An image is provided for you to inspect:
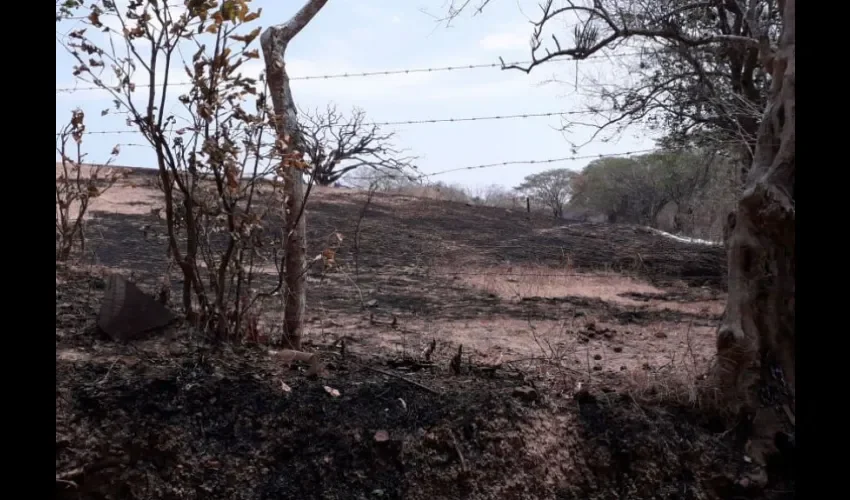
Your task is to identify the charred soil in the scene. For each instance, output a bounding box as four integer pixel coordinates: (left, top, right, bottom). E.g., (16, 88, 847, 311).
(56, 268, 792, 500)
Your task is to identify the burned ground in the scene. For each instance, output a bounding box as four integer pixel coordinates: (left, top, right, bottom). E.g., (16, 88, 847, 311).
(56, 179, 793, 499)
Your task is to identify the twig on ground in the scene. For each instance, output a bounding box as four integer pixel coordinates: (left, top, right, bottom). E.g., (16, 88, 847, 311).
(361, 365, 442, 395)
(56, 478, 78, 489)
(97, 358, 120, 385)
(353, 183, 378, 276)
(447, 428, 468, 473)
(487, 356, 586, 376)
(57, 457, 128, 482)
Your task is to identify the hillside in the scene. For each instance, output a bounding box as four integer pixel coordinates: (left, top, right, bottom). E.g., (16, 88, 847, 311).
(56, 170, 793, 500)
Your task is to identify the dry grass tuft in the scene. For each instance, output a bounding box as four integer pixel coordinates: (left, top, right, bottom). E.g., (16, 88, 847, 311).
(456, 264, 659, 304)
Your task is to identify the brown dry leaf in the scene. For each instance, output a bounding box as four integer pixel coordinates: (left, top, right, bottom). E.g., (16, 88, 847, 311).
(374, 430, 389, 442)
(225, 164, 239, 192)
(323, 386, 340, 398)
(280, 381, 292, 393)
(243, 9, 262, 23)
(88, 11, 102, 28)
(230, 27, 261, 45)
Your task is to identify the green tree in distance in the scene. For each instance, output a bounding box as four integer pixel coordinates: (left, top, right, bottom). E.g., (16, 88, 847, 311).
(515, 168, 578, 218)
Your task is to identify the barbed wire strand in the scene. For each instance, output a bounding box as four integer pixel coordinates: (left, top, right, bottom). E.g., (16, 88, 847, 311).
(55, 50, 647, 93)
(422, 150, 657, 178)
(54, 108, 618, 137)
(55, 147, 693, 181)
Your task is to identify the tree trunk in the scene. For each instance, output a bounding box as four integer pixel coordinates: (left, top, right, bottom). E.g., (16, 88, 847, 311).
(261, 0, 328, 349)
(715, 0, 795, 470)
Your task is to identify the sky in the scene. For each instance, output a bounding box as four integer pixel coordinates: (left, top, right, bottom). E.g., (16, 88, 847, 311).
(55, 0, 659, 190)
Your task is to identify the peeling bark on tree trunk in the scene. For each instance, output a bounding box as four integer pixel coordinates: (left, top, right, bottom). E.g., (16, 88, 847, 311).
(716, 0, 794, 469)
(261, 0, 328, 349)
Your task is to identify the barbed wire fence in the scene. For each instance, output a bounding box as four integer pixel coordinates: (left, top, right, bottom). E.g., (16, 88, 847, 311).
(52, 36, 678, 177)
(52, 14, 740, 407)
(54, 48, 646, 93)
(56, 28, 720, 308)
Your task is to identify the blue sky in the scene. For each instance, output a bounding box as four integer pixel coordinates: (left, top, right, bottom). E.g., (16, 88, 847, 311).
(55, 0, 658, 190)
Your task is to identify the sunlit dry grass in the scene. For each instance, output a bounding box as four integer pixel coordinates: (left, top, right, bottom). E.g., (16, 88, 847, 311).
(450, 264, 725, 317)
(457, 265, 658, 303)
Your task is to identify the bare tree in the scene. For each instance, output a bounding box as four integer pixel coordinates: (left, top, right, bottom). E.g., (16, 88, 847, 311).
(55, 110, 122, 261)
(443, 0, 778, 176)
(446, 0, 795, 464)
(716, 0, 794, 451)
(261, 0, 329, 349)
(299, 105, 418, 186)
(573, 0, 778, 168)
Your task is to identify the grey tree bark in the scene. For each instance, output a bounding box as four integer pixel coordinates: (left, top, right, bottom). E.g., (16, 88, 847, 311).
(715, 0, 795, 468)
(261, 0, 329, 349)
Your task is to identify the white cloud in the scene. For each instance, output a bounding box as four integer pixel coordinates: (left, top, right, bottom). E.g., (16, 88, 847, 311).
(391, 15, 402, 24)
(479, 32, 530, 51)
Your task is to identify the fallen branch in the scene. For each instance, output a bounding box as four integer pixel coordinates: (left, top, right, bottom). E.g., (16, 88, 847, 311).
(56, 478, 78, 489)
(56, 457, 129, 483)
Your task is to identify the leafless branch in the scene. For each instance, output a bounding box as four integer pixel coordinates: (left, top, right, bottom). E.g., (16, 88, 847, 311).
(298, 105, 419, 186)
(444, 0, 777, 163)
